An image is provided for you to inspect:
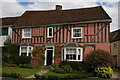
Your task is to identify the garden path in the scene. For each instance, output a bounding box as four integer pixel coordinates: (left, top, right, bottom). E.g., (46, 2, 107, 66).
(26, 68, 49, 78)
(112, 68, 118, 78)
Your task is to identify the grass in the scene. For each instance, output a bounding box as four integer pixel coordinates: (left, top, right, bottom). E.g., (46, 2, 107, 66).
(2, 66, 44, 78)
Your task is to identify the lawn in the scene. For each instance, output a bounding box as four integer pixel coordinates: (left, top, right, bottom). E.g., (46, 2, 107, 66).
(2, 66, 43, 78)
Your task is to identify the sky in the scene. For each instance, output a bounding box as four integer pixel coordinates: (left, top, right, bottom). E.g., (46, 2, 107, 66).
(0, 0, 120, 32)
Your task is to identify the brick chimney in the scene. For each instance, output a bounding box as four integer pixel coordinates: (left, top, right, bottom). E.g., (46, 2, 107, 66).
(55, 5, 62, 11)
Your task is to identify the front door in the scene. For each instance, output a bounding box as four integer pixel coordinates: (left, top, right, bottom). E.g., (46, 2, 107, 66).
(46, 50, 53, 65)
(46, 47, 54, 65)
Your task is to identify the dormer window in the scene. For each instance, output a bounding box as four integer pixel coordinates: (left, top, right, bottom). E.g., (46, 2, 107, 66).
(47, 27, 53, 38)
(22, 28, 31, 38)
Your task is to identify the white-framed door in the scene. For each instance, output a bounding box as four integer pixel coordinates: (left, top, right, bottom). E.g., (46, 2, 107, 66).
(44, 46, 54, 65)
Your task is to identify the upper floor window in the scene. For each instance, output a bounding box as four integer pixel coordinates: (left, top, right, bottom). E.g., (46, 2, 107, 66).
(20, 46, 33, 56)
(47, 27, 53, 38)
(2, 27, 8, 36)
(71, 27, 82, 38)
(22, 28, 31, 38)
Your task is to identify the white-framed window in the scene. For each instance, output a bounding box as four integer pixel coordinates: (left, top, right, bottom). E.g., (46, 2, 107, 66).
(62, 47, 83, 61)
(47, 27, 53, 38)
(71, 27, 82, 38)
(22, 28, 31, 38)
(20, 46, 33, 56)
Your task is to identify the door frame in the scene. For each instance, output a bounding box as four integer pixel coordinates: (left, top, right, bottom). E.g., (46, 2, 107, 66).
(44, 46, 54, 65)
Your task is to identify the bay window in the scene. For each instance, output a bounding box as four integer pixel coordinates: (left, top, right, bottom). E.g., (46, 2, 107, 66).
(63, 47, 83, 61)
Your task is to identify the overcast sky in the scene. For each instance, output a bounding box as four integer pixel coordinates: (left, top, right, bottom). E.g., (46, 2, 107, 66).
(0, 0, 119, 32)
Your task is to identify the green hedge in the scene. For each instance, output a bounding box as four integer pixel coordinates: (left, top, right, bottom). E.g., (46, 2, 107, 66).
(2, 72, 21, 78)
(14, 56, 31, 65)
(34, 73, 94, 79)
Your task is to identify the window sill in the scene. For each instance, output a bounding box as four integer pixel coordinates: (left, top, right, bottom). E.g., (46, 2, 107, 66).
(71, 37, 82, 39)
(47, 36, 53, 38)
(64, 60, 83, 61)
(22, 37, 31, 39)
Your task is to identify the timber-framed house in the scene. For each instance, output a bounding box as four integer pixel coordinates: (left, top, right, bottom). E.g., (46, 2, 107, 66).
(11, 5, 112, 65)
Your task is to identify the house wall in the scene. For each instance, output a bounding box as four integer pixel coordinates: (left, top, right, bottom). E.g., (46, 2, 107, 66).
(111, 40, 120, 67)
(0, 26, 12, 47)
(12, 22, 110, 44)
(12, 22, 110, 65)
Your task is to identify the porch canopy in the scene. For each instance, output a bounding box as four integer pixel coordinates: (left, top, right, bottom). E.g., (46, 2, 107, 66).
(63, 42, 83, 48)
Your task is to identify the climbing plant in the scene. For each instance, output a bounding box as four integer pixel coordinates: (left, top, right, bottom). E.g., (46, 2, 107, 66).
(32, 46, 45, 65)
(55, 44, 63, 63)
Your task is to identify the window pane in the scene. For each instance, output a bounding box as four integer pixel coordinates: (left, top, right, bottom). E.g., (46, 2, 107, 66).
(78, 49, 81, 55)
(73, 55, 76, 60)
(66, 49, 76, 60)
(28, 53, 32, 56)
(78, 55, 80, 60)
(48, 28, 53, 37)
(2, 28, 8, 35)
(21, 47, 27, 52)
(73, 28, 82, 37)
(21, 53, 27, 56)
(23, 28, 31, 37)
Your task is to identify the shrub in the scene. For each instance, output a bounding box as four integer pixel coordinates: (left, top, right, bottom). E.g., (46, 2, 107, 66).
(51, 67, 67, 74)
(61, 65, 73, 73)
(94, 66, 113, 78)
(51, 63, 59, 68)
(14, 56, 31, 65)
(19, 64, 32, 69)
(2, 72, 21, 78)
(84, 50, 113, 72)
(2, 43, 19, 64)
(34, 73, 94, 79)
(19, 64, 41, 69)
(59, 61, 86, 72)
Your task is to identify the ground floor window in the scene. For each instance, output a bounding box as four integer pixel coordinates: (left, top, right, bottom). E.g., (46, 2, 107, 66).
(20, 46, 33, 56)
(62, 47, 83, 61)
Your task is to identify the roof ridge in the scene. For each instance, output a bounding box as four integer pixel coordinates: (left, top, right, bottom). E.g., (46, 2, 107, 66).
(25, 6, 102, 12)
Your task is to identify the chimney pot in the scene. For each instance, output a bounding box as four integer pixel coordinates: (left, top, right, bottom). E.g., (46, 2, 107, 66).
(56, 5, 62, 11)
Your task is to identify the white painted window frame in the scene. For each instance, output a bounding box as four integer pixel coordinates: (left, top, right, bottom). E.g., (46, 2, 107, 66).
(71, 27, 82, 38)
(44, 46, 54, 65)
(19, 46, 33, 56)
(62, 47, 83, 61)
(22, 28, 31, 38)
(47, 27, 53, 38)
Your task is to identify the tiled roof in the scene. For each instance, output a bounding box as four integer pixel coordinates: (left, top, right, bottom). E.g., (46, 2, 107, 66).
(13, 6, 111, 27)
(1, 17, 20, 26)
(110, 29, 120, 42)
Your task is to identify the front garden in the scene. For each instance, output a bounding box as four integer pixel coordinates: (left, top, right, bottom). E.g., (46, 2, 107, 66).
(35, 50, 114, 79)
(2, 42, 45, 78)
